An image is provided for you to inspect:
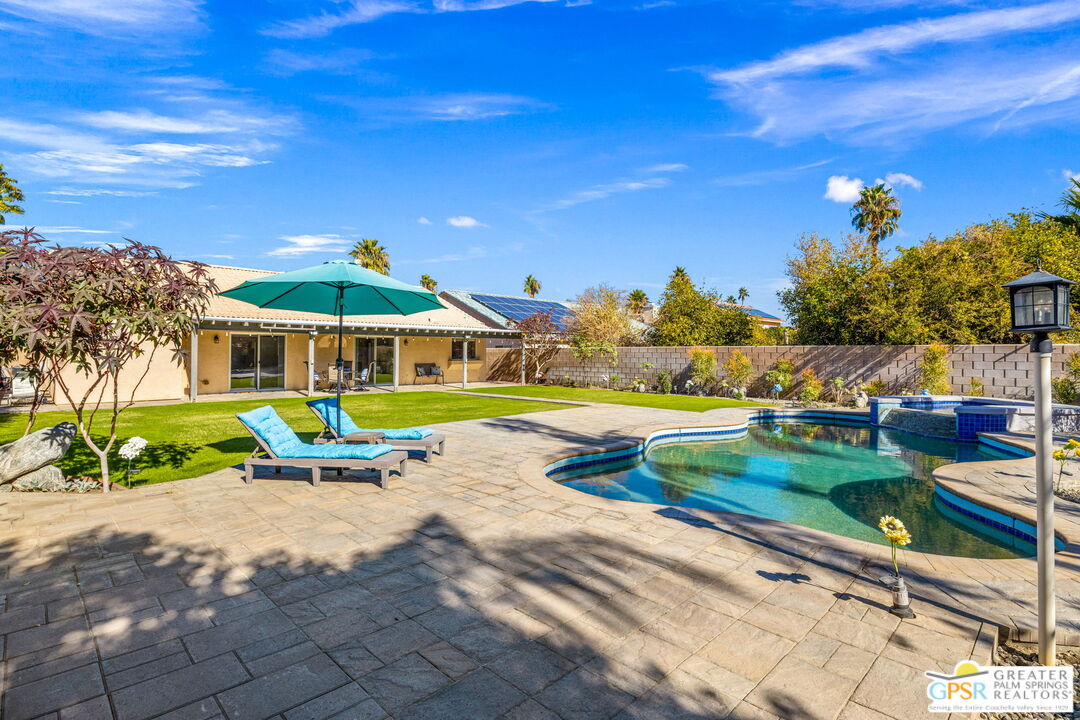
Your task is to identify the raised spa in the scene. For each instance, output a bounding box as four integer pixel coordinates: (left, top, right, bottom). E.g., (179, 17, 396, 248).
(547, 420, 1038, 559)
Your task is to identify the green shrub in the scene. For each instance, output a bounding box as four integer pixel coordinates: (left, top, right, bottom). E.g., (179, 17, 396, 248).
(656, 369, 673, 394)
(919, 343, 951, 395)
(723, 350, 753, 396)
(799, 369, 823, 405)
(968, 378, 985, 397)
(1052, 353, 1080, 405)
(689, 349, 718, 390)
(863, 378, 887, 396)
(765, 359, 795, 396)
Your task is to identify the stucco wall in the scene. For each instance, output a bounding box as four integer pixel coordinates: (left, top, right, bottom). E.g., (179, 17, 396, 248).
(51, 340, 190, 404)
(544, 344, 1080, 400)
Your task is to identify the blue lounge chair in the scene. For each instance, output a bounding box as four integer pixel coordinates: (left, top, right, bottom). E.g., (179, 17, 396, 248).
(305, 397, 446, 462)
(236, 406, 407, 487)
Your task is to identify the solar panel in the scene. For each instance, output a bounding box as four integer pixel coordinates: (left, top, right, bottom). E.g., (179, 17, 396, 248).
(470, 293, 575, 330)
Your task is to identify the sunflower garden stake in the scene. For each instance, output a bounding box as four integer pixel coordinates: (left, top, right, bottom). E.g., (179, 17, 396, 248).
(879, 515, 915, 618)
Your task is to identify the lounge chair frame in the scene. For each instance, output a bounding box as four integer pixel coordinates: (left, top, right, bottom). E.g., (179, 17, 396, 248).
(306, 402, 446, 462)
(238, 415, 407, 487)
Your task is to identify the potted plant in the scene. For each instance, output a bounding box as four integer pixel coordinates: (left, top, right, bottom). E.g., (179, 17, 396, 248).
(877, 516, 915, 618)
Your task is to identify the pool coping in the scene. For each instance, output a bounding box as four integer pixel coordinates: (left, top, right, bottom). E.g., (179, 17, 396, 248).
(517, 406, 1080, 631)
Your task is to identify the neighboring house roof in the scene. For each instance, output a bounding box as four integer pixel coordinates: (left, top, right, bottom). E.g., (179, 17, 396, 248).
(199, 265, 516, 336)
(717, 301, 784, 325)
(442, 290, 577, 331)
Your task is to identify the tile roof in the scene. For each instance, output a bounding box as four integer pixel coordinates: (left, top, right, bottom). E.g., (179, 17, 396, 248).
(200, 264, 512, 333)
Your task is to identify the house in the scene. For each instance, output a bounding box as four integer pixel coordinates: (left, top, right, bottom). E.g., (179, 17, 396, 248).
(441, 290, 577, 347)
(51, 264, 519, 403)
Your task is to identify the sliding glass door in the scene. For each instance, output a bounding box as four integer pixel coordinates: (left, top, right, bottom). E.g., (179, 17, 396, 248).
(354, 337, 395, 385)
(230, 334, 285, 391)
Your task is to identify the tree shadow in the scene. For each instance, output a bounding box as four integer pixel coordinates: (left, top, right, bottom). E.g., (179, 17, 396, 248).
(0, 511, 771, 720)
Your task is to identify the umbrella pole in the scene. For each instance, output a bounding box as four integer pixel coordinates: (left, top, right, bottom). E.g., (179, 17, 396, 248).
(336, 287, 344, 438)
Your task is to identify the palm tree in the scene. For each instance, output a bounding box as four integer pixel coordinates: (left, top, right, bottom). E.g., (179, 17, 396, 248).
(1038, 177, 1080, 235)
(349, 239, 390, 274)
(627, 289, 649, 314)
(737, 287, 749, 305)
(523, 275, 541, 298)
(672, 266, 690, 281)
(419, 274, 437, 292)
(851, 183, 901, 250)
(0, 164, 25, 224)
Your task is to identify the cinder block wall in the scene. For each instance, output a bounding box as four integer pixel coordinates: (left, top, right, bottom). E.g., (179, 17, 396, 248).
(542, 344, 1080, 399)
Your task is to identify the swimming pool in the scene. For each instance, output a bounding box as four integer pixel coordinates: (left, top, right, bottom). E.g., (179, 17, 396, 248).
(548, 422, 1036, 559)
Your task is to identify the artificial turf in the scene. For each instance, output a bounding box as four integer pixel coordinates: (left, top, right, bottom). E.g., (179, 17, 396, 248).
(0, 391, 571, 487)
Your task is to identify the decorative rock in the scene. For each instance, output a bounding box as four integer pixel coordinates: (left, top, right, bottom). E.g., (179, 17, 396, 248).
(0, 423, 77, 484)
(854, 391, 869, 408)
(12, 465, 66, 491)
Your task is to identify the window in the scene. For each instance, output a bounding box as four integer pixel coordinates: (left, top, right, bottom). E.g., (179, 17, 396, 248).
(451, 340, 478, 361)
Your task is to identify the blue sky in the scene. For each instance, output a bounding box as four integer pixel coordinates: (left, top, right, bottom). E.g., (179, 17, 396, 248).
(3, 0, 1079, 318)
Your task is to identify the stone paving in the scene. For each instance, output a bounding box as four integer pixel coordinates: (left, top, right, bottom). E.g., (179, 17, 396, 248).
(0, 401, 1057, 720)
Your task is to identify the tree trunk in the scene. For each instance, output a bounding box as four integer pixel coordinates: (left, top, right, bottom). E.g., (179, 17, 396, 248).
(97, 449, 111, 493)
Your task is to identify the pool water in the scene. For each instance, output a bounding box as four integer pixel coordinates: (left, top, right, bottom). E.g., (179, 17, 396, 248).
(551, 423, 1034, 559)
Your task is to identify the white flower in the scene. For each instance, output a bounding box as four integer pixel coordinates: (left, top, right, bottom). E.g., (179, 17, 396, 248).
(119, 437, 147, 460)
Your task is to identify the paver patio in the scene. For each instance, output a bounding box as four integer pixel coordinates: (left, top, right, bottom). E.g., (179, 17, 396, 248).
(0, 401, 1071, 719)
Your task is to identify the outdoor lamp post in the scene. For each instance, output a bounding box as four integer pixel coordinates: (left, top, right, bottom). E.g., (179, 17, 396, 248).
(1003, 269, 1075, 666)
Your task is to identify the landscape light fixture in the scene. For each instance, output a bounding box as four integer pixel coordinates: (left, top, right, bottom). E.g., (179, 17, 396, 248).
(1004, 268, 1075, 666)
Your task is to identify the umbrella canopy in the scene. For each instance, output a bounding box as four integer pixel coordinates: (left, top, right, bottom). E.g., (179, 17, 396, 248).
(218, 260, 442, 316)
(219, 260, 443, 434)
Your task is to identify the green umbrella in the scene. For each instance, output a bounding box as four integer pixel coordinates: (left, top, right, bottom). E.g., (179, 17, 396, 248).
(219, 260, 442, 433)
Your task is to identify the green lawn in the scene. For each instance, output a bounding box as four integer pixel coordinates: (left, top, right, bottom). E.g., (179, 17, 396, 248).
(0, 392, 571, 487)
(457, 385, 769, 411)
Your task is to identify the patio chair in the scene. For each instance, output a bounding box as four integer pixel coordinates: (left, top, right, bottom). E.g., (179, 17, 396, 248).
(306, 397, 446, 462)
(353, 366, 370, 392)
(414, 362, 444, 385)
(236, 405, 408, 487)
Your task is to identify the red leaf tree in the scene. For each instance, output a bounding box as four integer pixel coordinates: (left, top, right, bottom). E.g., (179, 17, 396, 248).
(0, 228, 217, 490)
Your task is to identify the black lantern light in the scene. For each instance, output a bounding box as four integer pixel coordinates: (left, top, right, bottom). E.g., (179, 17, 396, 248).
(1004, 269, 1074, 341)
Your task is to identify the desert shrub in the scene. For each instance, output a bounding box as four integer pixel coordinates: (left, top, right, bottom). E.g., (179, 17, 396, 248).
(863, 378, 888, 396)
(765, 358, 795, 396)
(1052, 353, 1080, 405)
(723, 350, 754, 396)
(656, 369, 673, 394)
(689, 349, 718, 390)
(968, 378, 985, 397)
(799, 369, 823, 404)
(919, 343, 951, 394)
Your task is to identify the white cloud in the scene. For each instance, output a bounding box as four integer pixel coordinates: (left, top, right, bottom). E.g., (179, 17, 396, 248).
(78, 109, 283, 135)
(1065, 169, 1080, 181)
(267, 234, 353, 257)
(0, 0, 203, 35)
(265, 48, 377, 75)
(446, 215, 487, 228)
(31, 225, 113, 234)
(881, 172, 923, 190)
(45, 188, 156, 197)
(263, 0, 564, 38)
(410, 93, 544, 121)
(704, 1, 1080, 143)
(647, 163, 688, 173)
(0, 116, 279, 189)
(197, 253, 234, 260)
(712, 2, 1080, 86)
(824, 175, 864, 203)
(417, 216, 432, 225)
(336, 92, 546, 123)
(262, 0, 420, 38)
(713, 158, 832, 187)
(539, 176, 672, 212)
